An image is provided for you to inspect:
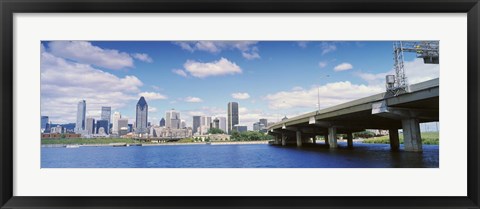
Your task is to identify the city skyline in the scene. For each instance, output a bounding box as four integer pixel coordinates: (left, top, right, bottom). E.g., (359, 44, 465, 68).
(40, 41, 439, 130)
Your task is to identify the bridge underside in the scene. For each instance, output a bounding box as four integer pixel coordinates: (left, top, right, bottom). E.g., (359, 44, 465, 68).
(268, 81, 439, 152)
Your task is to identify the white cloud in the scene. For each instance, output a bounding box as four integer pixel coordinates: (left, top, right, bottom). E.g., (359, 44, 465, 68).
(242, 47, 260, 60)
(181, 57, 242, 78)
(356, 71, 390, 86)
(404, 58, 439, 84)
(41, 51, 143, 124)
(41, 43, 46, 53)
(149, 107, 158, 112)
(292, 86, 304, 91)
(297, 41, 308, 48)
(172, 69, 188, 77)
(334, 62, 353, 71)
(318, 61, 328, 68)
(48, 41, 134, 70)
(132, 53, 153, 63)
(184, 96, 203, 103)
(139, 92, 168, 100)
(174, 41, 260, 59)
(265, 81, 383, 110)
(232, 92, 250, 100)
(356, 58, 439, 86)
(320, 42, 337, 55)
(151, 85, 162, 91)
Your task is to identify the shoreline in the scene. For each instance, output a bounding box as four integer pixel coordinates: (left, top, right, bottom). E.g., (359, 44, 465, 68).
(41, 141, 269, 148)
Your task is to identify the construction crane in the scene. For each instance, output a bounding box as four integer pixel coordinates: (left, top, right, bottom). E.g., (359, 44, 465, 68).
(386, 41, 439, 96)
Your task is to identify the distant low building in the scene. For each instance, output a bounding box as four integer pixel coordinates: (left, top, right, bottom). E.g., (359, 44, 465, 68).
(50, 125, 64, 134)
(41, 133, 81, 139)
(233, 125, 247, 133)
(195, 134, 230, 141)
(96, 120, 109, 135)
(150, 126, 193, 138)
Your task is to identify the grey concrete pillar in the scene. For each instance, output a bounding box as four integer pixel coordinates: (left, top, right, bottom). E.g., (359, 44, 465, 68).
(281, 134, 286, 146)
(324, 134, 329, 145)
(328, 127, 337, 149)
(347, 132, 353, 148)
(296, 130, 302, 147)
(312, 137, 317, 144)
(389, 129, 400, 151)
(402, 118, 422, 152)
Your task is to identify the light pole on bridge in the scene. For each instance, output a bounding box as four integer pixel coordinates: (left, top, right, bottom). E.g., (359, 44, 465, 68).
(317, 75, 330, 111)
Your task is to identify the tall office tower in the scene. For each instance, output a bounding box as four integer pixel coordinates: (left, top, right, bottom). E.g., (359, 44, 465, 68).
(213, 118, 220, 129)
(101, 106, 111, 134)
(96, 119, 109, 135)
(166, 109, 180, 129)
(180, 120, 186, 129)
(160, 118, 166, 127)
(135, 96, 148, 134)
(112, 111, 121, 135)
(192, 116, 201, 134)
(227, 102, 239, 134)
(86, 117, 96, 135)
(253, 122, 261, 131)
(202, 116, 212, 128)
(75, 100, 86, 133)
(259, 119, 268, 127)
(41, 116, 49, 132)
(117, 118, 129, 136)
(217, 117, 227, 133)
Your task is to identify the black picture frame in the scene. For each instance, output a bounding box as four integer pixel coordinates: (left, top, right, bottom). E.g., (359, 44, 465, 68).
(1, 0, 479, 208)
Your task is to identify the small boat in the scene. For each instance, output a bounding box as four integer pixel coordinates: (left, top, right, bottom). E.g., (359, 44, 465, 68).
(65, 145, 80, 148)
(206, 142, 211, 145)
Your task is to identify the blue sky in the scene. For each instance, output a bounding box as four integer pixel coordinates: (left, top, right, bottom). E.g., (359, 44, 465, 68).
(40, 41, 439, 129)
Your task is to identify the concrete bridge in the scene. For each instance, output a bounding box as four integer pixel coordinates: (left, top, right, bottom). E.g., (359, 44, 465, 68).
(266, 78, 439, 152)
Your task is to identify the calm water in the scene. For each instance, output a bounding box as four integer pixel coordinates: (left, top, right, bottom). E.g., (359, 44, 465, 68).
(41, 142, 439, 168)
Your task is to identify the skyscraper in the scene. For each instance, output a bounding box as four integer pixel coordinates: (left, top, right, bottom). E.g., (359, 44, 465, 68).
(112, 111, 121, 135)
(218, 117, 227, 133)
(101, 106, 111, 134)
(86, 117, 95, 135)
(202, 116, 212, 128)
(213, 118, 220, 129)
(227, 102, 239, 134)
(135, 96, 148, 134)
(117, 118, 129, 136)
(259, 119, 268, 127)
(192, 116, 201, 134)
(160, 118, 166, 127)
(166, 109, 180, 129)
(253, 122, 261, 131)
(75, 100, 86, 133)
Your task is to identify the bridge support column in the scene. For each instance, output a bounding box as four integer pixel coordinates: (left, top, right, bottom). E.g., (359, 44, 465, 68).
(389, 129, 400, 151)
(402, 118, 422, 152)
(347, 132, 353, 148)
(281, 134, 286, 146)
(324, 134, 329, 145)
(312, 137, 316, 144)
(296, 130, 302, 147)
(328, 127, 337, 149)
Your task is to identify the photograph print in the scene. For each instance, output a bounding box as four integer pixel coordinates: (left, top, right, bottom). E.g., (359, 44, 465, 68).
(40, 41, 439, 168)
